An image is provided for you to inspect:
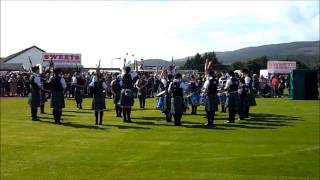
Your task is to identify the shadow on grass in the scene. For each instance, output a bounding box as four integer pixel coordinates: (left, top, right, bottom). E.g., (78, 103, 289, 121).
(131, 116, 165, 121)
(101, 124, 151, 130)
(241, 113, 301, 127)
(64, 110, 92, 114)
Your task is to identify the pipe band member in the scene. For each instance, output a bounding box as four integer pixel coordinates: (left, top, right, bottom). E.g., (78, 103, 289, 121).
(110, 73, 122, 117)
(49, 68, 66, 124)
(72, 72, 86, 109)
(224, 71, 240, 123)
(119, 66, 135, 123)
(238, 78, 249, 120)
(168, 73, 188, 126)
(135, 74, 148, 109)
(202, 70, 219, 126)
(90, 73, 107, 125)
(241, 68, 256, 118)
(163, 74, 173, 122)
(29, 66, 42, 121)
(189, 74, 200, 115)
(40, 73, 49, 114)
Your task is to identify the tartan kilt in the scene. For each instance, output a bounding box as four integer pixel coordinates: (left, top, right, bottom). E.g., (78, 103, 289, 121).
(162, 94, 171, 113)
(74, 87, 84, 101)
(50, 91, 65, 110)
(205, 94, 218, 112)
(92, 93, 106, 110)
(29, 90, 41, 108)
(226, 93, 240, 111)
(113, 93, 121, 105)
(248, 91, 257, 106)
(137, 89, 147, 99)
(119, 89, 134, 108)
(170, 96, 185, 115)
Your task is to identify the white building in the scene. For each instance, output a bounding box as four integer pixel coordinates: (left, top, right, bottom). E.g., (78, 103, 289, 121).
(0, 46, 46, 71)
(0, 46, 83, 71)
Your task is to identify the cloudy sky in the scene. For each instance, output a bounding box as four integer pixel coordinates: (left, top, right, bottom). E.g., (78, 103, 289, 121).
(1, 0, 319, 68)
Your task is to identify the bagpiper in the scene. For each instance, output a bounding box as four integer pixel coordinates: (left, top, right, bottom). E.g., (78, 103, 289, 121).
(224, 71, 240, 123)
(238, 78, 249, 120)
(119, 66, 135, 123)
(48, 68, 66, 124)
(72, 72, 86, 109)
(90, 73, 107, 125)
(241, 68, 256, 118)
(168, 73, 188, 126)
(202, 70, 219, 126)
(110, 73, 122, 117)
(29, 66, 43, 121)
(135, 74, 148, 109)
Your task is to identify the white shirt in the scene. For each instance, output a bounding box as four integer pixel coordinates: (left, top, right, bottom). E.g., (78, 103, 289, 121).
(245, 76, 251, 86)
(225, 78, 233, 89)
(203, 76, 213, 90)
(72, 76, 77, 85)
(161, 78, 167, 88)
(89, 80, 108, 89)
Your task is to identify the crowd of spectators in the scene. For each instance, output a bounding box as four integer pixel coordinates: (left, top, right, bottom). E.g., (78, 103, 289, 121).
(0, 70, 289, 98)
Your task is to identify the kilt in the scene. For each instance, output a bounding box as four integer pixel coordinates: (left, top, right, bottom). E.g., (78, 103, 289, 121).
(226, 92, 240, 111)
(74, 87, 84, 101)
(113, 93, 121, 105)
(119, 89, 134, 108)
(248, 91, 257, 106)
(29, 90, 41, 108)
(163, 94, 171, 113)
(205, 94, 218, 112)
(137, 89, 147, 99)
(50, 91, 65, 110)
(92, 93, 106, 110)
(170, 96, 185, 115)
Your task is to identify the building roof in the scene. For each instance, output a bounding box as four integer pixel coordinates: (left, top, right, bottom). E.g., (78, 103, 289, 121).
(0, 46, 45, 63)
(0, 63, 25, 71)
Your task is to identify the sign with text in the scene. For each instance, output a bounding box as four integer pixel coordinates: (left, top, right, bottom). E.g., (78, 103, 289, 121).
(267, 61, 296, 74)
(43, 53, 81, 63)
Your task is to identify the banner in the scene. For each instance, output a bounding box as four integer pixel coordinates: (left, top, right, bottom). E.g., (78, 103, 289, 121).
(43, 53, 81, 63)
(267, 61, 296, 74)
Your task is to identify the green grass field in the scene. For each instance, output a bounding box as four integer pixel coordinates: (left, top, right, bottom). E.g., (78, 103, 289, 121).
(1, 97, 319, 180)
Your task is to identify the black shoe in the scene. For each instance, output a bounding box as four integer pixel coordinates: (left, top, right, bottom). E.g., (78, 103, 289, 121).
(32, 118, 40, 121)
(40, 112, 46, 114)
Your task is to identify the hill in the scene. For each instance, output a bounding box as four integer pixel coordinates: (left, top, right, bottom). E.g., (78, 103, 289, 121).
(171, 41, 319, 67)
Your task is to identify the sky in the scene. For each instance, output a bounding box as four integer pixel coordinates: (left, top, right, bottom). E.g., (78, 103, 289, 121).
(1, 0, 319, 68)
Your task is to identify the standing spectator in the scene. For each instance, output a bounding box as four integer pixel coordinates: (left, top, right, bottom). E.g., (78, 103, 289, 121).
(278, 75, 285, 97)
(8, 74, 17, 96)
(16, 75, 24, 97)
(271, 75, 279, 97)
